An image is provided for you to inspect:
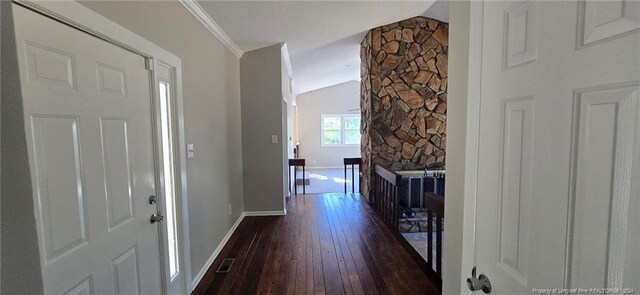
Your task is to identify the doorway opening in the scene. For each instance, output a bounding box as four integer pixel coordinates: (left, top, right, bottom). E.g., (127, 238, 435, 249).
(290, 83, 363, 195)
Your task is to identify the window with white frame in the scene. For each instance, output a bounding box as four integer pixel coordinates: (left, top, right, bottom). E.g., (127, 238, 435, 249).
(321, 114, 361, 146)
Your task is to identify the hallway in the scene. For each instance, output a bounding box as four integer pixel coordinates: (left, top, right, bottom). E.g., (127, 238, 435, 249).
(193, 193, 438, 294)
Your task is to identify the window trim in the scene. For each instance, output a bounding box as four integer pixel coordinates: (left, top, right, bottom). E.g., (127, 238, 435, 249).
(321, 114, 361, 147)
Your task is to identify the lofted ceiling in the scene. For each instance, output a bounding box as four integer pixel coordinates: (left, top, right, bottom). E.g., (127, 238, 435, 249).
(197, 0, 449, 94)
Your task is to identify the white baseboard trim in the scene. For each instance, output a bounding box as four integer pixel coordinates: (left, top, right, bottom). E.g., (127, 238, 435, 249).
(190, 212, 245, 291)
(244, 210, 287, 216)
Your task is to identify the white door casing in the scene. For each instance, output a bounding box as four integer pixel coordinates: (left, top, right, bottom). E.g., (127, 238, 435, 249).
(14, 4, 164, 294)
(467, 0, 639, 294)
(154, 61, 188, 294)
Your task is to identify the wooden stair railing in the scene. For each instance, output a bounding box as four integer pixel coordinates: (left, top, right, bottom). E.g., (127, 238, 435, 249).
(372, 164, 402, 229)
(424, 192, 445, 288)
(369, 165, 444, 291)
(370, 164, 445, 291)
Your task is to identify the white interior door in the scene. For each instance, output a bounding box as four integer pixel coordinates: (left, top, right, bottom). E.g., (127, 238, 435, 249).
(471, 0, 639, 294)
(13, 4, 163, 294)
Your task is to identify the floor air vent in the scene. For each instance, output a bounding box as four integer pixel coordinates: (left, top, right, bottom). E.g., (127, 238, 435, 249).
(216, 258, 235, 274)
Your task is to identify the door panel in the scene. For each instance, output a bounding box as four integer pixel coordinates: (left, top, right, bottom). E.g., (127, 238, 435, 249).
(100, 118, 135, 231)
(13, 4, 162, 294)
(496, 97, 534, 286)
(473, 1, 639, 293)
(503, 1, 537, 69)
(577, 0, 640, 47)
(97, 64, 128, 98)
(66, 277, 93, 295)
(111, 246, 141, 295)
(32, 116, 87, 261)
(568, 83, 639, 289)
(24, 42, 76, 90)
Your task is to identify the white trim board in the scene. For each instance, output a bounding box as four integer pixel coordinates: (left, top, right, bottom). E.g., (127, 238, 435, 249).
(281, 43, 295, 96)
(460, 1, 484, 294)
(282, 43, 293, 77)
(178, 0, 243, 58)
(244, 211, 287, 216)
(189, 212, 246, 291)
(281, 43, 297, 99)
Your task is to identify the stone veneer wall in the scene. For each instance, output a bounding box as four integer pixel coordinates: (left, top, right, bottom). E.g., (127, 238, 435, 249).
(360, 16, 448, 198)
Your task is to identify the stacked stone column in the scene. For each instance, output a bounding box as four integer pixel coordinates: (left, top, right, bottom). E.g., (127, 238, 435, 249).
(360, 17, 448, 199)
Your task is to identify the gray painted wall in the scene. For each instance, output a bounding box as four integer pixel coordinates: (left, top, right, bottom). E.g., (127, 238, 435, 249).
(54, 0, 246, 281)
(1, 2, 44, 293)
(296, 81, 361, 168)
(240, 44, 286, 212)
(443, 1, 470, 294)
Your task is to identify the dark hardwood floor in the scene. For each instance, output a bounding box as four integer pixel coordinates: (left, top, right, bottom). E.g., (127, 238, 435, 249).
(192, 193, 439, 295)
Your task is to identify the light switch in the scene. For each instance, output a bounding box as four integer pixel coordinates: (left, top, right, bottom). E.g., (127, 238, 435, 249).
(271, 135, 278, 144)
(186, 143, 194, 159)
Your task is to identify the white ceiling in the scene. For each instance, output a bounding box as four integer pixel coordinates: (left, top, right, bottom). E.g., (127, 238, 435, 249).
(198, 0, 449, 94)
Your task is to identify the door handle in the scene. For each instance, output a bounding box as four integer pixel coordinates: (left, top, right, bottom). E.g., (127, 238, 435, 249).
(467, 266, 491, 293)
(150, 214, 164, 224)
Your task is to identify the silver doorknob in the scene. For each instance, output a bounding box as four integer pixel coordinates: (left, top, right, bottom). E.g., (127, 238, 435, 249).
(467, 266, 491, 293)
(150, 214, 164, 224)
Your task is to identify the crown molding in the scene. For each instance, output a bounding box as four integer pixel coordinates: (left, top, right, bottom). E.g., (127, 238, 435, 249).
(178, 0, 243, 58)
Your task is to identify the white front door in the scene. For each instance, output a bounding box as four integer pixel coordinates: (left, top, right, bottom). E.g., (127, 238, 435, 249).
(471, 0, 639, 294)
(14, 5, 163, 294)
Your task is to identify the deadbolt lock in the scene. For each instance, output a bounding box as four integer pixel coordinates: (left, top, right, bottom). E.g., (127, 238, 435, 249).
(150, 214, 164, 224)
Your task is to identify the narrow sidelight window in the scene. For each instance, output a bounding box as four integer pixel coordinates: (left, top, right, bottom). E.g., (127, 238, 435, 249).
(159, 82, 180, 280)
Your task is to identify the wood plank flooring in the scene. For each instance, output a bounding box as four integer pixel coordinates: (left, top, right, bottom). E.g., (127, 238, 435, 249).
(192, 193, 439, 295)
